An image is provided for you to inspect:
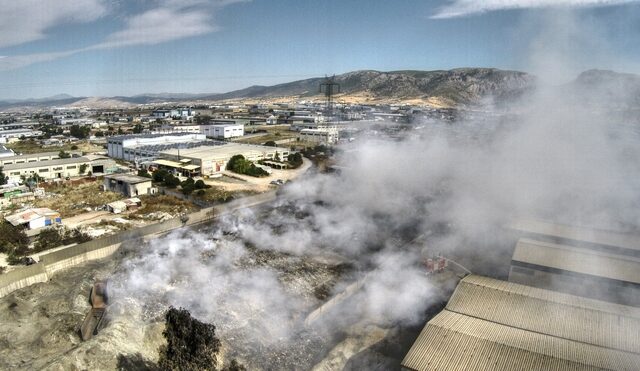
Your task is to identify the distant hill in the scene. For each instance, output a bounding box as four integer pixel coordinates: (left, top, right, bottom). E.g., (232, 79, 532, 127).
(3, 68, 640, 110)
(203, 68, 536, 106)
(566, 69, 640, 109)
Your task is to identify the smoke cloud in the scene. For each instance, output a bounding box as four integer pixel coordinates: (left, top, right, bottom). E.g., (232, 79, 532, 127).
(106, 8, 640, 369)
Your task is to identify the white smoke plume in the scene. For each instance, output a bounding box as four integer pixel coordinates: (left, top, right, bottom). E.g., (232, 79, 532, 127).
(106, 9, 640, 370)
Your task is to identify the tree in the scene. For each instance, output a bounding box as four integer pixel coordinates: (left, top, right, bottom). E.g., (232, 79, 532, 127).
(153, 169, 169, 183)
(287, 152, 303, 168)
(133, 124, 144, 134)
(138, 169, 152, 178)
(194, 179, 208, 190)
(0, 223, 29, 256)
(164, 174, 181, 188)
(0, 166, 7, 185)
(158, 307, 220, 371)
(69, 124, 90, 139)
(58, 150, 71, 159)
(79, 163, 88, 175)
(264, 141, 277, 147)
(70, 144, 79, 150)
(95, 130, 104, 137)
(274, 151, 280, 162)
(181, 177, 195, 195)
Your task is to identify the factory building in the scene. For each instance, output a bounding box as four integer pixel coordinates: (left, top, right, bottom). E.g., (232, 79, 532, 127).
(298, 128, 339, 144)
(0, 128, 43, 143)
(156, 143, 288, 176)
(200, 124, 244, 139)
(103, 174, 156, 197)
(0, 151, 83, 167)
(107, 133, 208, 161)
(509, 238, 640, 306)
(507, 219, 640, 306)
(402, 275, 640, 371)
(2, 156, 116, 183)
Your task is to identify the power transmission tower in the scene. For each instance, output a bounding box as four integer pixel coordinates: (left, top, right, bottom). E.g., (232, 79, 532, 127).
(319, 75, 340, 118)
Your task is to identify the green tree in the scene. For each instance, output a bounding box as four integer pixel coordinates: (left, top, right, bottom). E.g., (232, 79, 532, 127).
(79, 163, 88, 175)
(287, 152, 303, 168)
(158, 307, 220, 371)
(0, 223, 29, 256)
(138, 169, 152, 178)
(194, 179, 208, 190)
(264, 140, 277, 147)
(133, 124, 144, 134)
(70, 144, 79, 150)
(274, 151, 280, 162)
(69, 125, 90, 139)
(153, 169, 169, 183)
(164, 174, 181, 188)
(58, 150, 71, 159)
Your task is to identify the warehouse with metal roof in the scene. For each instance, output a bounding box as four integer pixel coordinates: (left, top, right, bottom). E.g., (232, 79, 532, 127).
(402, 275, 640, 371)
(509, 218, 640, 258)
(509, 238, 640, 306)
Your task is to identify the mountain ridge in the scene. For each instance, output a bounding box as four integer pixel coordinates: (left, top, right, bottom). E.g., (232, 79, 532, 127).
(1, 68, 638, 110)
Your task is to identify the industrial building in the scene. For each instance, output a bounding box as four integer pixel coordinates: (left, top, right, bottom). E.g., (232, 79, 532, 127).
(200, 124, 244, 139)
(6, 208, 62, 230)
(103, 174, 155, 197)
(156, 143, 288, 176)
(0, 151, 82, 167)
(402, 275, 640, 371)
(2, 156, 116, 183)
(509, 238, 640, 306)
(298, 128, 339, 144)
(107, 133, 208, 161)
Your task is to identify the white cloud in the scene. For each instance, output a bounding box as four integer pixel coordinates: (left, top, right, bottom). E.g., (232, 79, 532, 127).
(0, 0, 248, 70)
(0, 0, 108, 48)
(431, 0, 640, 19)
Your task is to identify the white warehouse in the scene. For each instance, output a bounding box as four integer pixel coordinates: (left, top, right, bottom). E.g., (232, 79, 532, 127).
(107, 133, 207, 161)
(201, 124, 244, 139)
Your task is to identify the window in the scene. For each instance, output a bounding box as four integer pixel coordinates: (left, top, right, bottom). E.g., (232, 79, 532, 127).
(38, 168, 48, 173)
(67, 165, 76, 169)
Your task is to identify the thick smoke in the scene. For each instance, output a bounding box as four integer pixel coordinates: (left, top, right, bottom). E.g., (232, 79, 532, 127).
(107, 9, 640, 369)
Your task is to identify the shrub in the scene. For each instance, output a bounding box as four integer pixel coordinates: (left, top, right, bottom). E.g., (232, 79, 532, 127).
(158, 307, 220, 371)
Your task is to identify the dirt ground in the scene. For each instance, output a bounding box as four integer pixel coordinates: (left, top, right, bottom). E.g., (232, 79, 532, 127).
(31, 180, 122, 218)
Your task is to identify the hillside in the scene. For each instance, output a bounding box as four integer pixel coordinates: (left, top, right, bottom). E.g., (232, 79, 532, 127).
(5, 68, 640, 110)
(204, 68, 536, 106)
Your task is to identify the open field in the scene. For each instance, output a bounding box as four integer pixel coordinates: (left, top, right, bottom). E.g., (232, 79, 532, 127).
(32, 179, 122, 218)
(235, 125, 298, 145)
(6, 139, 104, 155)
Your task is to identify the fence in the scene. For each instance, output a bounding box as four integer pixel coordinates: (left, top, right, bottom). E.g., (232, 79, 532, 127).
(0, 191, 276, 298)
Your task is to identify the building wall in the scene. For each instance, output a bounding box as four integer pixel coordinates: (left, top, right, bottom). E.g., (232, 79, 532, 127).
(103, 177, 153, 197)
(107, 134, 206, 160)
(4, 161, 91, 183)
(201, 124, 244, 139)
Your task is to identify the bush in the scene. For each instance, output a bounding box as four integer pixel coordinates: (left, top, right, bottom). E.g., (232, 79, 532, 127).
(226, 155, 268, 177)
(138, 169, 152, 178)
(287, 152, 303, 168)
(158, 307, 220, 371)
(33, 227, 92, 252)
(164, 174, 181, 188)
(153, 169, 169, 183)
(264, 140, 277, 147)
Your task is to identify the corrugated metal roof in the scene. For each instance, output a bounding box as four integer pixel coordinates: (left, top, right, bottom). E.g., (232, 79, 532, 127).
(401, 275, 640, 371)
(448, 275, 640, 353)
(403, 311, 640, 371)
(510, 218, 640, 252)
(513, 238, 640, 284)
(5, 207, 59, 226)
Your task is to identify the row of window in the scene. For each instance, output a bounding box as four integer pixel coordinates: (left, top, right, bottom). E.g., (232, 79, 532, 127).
(1, 157, 58, 165)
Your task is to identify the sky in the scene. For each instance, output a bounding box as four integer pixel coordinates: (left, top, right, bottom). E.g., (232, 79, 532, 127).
(0, 0, 639, 99)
